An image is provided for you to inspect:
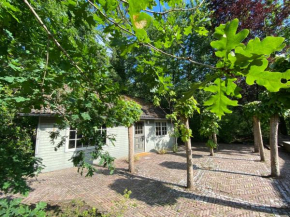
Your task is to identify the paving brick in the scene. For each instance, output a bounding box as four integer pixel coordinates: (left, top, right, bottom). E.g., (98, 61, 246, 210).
(2, 143, 290, 216)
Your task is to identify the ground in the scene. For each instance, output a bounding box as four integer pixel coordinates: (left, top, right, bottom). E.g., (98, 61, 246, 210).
(6, 143, 290, 216)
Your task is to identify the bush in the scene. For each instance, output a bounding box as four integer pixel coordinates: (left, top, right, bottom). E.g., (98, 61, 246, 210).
(0, 106, 43, 195)
(0, 198, 46, 217)
(156, 147, 167, 154)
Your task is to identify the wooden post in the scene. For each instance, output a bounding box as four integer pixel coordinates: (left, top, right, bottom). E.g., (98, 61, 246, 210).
(128, 125, 134, 173)
(270, 114, 280, 177)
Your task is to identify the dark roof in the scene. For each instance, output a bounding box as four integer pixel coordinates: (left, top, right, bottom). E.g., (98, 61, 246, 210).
(20, 96, 168, 120)
(123, 96, 167, 120)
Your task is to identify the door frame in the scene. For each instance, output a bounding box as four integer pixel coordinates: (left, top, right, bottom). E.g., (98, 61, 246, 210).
(133, 120, 146, 153)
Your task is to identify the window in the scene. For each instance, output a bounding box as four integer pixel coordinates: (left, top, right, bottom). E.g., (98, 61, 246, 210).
(68, 128, 84, 149)
(95, 125, 107, 144)
(68, 126, 107, 150)
(135, 122, 143, 135)
(156, 122, 167, 136)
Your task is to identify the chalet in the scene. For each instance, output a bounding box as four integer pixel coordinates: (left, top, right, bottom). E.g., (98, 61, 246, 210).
(26, 98, 175, 172)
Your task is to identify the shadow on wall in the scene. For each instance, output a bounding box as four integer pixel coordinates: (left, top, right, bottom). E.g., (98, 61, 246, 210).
(146, 121, 174, 152)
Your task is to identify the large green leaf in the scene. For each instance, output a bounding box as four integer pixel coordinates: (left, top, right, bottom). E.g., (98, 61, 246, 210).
(244, 37, 285, 55)
(246, 59, 290, 92)
(211, 19, 249, 58)
(203, 78, 240, 118)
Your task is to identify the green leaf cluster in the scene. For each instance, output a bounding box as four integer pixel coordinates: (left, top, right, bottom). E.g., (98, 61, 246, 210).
(0, 198, 46, 217)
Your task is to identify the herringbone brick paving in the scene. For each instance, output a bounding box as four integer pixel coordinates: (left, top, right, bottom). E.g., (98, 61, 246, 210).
(8, 143, 290, 216)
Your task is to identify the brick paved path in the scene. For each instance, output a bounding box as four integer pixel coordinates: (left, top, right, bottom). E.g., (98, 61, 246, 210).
(13, 144, 290, 216)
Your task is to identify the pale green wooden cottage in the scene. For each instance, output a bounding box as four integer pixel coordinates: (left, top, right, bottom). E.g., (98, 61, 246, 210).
(29, 98, 175, 172)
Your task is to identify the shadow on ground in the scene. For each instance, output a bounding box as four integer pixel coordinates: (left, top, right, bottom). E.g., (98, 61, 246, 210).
(108, 168, 290, 215)
(106, 143, 290, 215)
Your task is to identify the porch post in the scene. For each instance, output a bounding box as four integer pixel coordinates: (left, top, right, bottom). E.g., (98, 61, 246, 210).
(128, 124, 135, 173)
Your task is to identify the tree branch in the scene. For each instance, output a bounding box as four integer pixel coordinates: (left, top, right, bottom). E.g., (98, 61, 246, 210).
(41, 36, 50, 87)
(88, 0, 216, 70)
(23, 0, 84, 74)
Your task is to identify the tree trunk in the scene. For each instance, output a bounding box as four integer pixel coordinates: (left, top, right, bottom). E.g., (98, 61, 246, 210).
(270, 114, 280, 177)
(253, 116, 265, 162)
(182, 117, 194, 190)
(253, 118, 259, 153)
(128, 125, 134, 173)
(209, 135, 214, 156)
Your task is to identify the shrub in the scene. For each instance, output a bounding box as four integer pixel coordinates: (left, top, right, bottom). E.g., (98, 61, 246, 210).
(172, 144, 178, 153)
(156, 147, 167, 155)
(0, 198, 46, 217)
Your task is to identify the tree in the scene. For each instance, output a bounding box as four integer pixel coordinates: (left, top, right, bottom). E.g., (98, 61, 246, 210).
(244, 101, 266, 161)
(208, 0, 290, 39)
(0, 0, 142, 190)
(199, 110, 219, 156)
(2, 0, 290, 189)
(167, 97, 200, 190)
(0, 105, 43, 195)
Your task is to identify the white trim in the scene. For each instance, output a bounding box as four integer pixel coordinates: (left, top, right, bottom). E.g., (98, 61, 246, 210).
(64, 127, 97, 153)
(35, 117, 40, 156)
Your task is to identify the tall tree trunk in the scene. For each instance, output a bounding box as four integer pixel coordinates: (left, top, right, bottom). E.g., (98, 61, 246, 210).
(182, 117, 194, 190)
(270, 114, 280, 177)
(128, 125, 134, 173)
(253, 116, 265, 162)
(209, 135, 214, 156)
(253, 118, 259, 153)
(213, 133, 218, 150)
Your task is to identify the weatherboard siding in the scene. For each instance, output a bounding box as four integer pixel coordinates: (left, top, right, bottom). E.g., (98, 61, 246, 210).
(144, 120, 175, 152)
(36, 117, 129, 172)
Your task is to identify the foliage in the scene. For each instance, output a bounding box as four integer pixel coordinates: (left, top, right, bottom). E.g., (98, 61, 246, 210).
(0, 0, 142, 179)
(0, 106, 43, 195)
(199, 110, 219, 138)
(218, 108, 253, 143)
(243, 101, 264, 119)
(102, 189, 133, 217)
(166, 96, 200, 142)
(156, 147, 168, 154)
(172, 143, 178, 153)
(206, 139, 217, 149)
(201, 18, 289, 118)
(48, 199, 100, 217)
(209, 0, 290, 39)
(0, 198, 46, 217)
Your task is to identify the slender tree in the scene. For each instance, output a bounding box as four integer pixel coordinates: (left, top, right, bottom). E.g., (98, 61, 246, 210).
(244, 101, 266, 161)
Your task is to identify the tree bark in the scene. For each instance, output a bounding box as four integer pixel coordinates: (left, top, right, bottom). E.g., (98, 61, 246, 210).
(253, 118, 259, 153)
(253, 116, 265, 162)
(270, 114, 280, 177)
(209, 135, 214, 156)
(128, 125, 134, 173)
(182, 117, 194, 190)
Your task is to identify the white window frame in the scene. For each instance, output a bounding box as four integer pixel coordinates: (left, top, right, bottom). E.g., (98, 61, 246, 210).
(65, 126, 107, 152)
(155, 121, 167, 136)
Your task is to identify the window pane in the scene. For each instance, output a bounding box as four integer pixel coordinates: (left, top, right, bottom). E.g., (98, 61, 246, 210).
(76, 139, 82, 148)
(69, 140, 75, 149)
(69, 130, 76, 139)
(156, 122, 161, 136)
(77, 133, 82, 139)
